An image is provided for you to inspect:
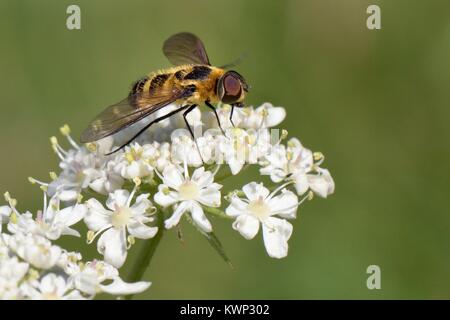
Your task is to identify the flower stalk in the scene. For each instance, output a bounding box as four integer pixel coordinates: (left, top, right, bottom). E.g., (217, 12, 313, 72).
(125, 209, 165, 300)
(202, 206, 233, 221)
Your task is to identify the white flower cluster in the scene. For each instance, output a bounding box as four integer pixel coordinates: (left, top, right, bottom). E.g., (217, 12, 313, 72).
(0, 192, 150, 300)
(0, 102, 334, 299)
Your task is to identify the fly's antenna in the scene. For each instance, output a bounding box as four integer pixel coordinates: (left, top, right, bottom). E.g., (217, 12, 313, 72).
(219, 52, 248, 69)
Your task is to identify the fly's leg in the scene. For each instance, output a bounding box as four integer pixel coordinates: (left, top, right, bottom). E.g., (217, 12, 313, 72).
(183, 104, 205, 165)
(205, 100, 225, 135)
(229, 105, 236, 127)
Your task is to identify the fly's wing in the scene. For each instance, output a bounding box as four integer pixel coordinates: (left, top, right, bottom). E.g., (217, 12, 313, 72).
(163, 32, 210, 66)
(80, 87, 188, 143)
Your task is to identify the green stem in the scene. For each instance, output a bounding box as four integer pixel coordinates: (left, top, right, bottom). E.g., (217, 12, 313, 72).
(125, 210, 164, 300)
(202, 205, 233, 220)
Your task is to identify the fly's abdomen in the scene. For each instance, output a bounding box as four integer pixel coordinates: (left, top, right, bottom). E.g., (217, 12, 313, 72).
(130, 76, 149, 95)
(128, 65, 218, 106)
(130, 72, 173, 96)
(148, 73, 171, 94)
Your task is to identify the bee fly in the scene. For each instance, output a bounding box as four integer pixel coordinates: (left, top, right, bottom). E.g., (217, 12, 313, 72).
(80, 32, 249, 154)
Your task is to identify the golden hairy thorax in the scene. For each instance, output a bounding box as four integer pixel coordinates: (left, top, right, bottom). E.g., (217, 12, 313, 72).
(131, 64, 226, 107)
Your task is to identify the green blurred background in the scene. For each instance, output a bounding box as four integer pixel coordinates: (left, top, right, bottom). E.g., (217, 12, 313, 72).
(1, 0, 449, 299)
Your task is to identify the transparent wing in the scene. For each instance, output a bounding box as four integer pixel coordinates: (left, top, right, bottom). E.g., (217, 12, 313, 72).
(163, 32, 210, 66)
(80, 87, 187, 143)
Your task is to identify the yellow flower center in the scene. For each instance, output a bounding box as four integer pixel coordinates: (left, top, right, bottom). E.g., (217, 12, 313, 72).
(247, 197, 271, 220)
(111, 207, 131, 229)
(125, 147, 143, 164)
(178, 181, 199, 201)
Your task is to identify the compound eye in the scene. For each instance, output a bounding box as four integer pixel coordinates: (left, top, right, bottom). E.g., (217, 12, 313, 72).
(221, 74, 242, 104)
(224, 75, 240, 96)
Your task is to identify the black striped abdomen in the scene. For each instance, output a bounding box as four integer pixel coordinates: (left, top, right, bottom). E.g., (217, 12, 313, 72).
(148, 73, 170, 93)
(130, 76, 149, 95)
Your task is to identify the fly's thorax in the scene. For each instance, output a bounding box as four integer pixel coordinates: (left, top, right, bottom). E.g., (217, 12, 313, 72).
(170, 65, 224, 104)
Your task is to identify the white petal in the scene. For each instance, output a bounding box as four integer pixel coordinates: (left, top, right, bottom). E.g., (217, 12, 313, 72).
(242, 182, 270, 201)
(96, 136, 114, 154)
(55, 204, 87, 227)
(106, 189, 130, 210)
(85, 199, 111, 231)
(154, 185, 178, 207)
(142, 145, 158, 158)
(130, 194, 152, 215)
(308, 169, 335, 198)
(265, 106, 286, 127)
(191, 167, 213, 189)
(125, 161, 140, 179)
(60, 226, 81, 238)
(293, 171, 309, 195)
(100, 277, 151, 295)
(89, 178, 107, 194)
(232, 214, 260, 239)
(268, 189, 298, 219)
(53, 275, 68, 296)
(128, 222, 158, 239)
(0, 205, 11, 226)
(106, 173, 124, 193)
(190, 202, 212, 233)
(265, 144, 287, 165)
(20, 284, 41, 299)
(135, 193, 150, 204)
(164, 201, 189, 229)
(98, 228, 127, 268)
(197, 186, 221, 207)
(44, 227, 63, 241)
(0, 205, 11, 216)
(63, 290, 86, 300)
(40, 274, 59, 293)
(270, 168, 287, 183)
(288, 137, 302, 148)
(262, 217, 293, 259)
(58, 190, 79, 202)
(228, 158, 244, 175)
(185, 106, 201, 123)
(225, 196, 248, 217)
(162, 165, 184, 190)
(43, 196, 59, 222)
(74, 270, 98, 295)
(299, 149, 314, 172)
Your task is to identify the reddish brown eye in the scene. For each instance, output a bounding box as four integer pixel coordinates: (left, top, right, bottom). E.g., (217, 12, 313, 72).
(224, 75, 241, 97)
(218, 72, 242, 104)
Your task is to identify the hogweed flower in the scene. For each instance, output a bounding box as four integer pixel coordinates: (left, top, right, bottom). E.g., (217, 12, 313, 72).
(155, 164, 222, 232)
(85, 184, 158, 268)
(260, 137, 335, 197)
(20, 273, 85, 300)
(0, 102, 334, 299)
(226, 182, 303, 258)
(115, 142, 158, 180)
